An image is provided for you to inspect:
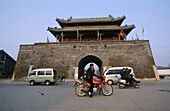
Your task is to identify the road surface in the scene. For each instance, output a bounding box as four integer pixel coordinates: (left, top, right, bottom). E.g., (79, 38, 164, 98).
(0, 80, 170, 111)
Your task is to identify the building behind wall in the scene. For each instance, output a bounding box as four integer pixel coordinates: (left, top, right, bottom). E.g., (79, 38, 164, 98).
(0, 50, 16, 78)
(13, 15, 158, 81)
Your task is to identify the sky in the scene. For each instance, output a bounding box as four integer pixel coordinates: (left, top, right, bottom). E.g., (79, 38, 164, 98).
(0, 0, 170, 67)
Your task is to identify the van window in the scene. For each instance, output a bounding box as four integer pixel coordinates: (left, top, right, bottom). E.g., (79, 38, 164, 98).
(106, 70, 121, 75)
(29, 71, 36, 76)
(102, 68, 108, 76)
(46, 71, 52, 75)
(38, 71, 45, 75)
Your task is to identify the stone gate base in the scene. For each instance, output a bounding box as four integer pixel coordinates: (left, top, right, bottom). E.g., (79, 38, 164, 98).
(13, 40, 159, 81)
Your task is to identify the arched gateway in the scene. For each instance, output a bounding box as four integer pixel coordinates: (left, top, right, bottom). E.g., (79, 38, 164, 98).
(13, 15, 159, 81)
(78, 55, 102, 78)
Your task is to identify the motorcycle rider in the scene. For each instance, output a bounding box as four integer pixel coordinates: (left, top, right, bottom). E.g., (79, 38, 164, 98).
(123, 68, 130, 84)
(85, 64, 99, 98)
(120, 68, 126, 79)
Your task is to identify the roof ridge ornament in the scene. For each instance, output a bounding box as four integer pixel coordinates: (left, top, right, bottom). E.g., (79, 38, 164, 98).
(109, 14, 113, 18)
(68, 16, 72, 21)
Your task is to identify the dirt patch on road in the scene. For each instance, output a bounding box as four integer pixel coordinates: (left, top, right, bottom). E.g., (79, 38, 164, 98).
(158, 90, 170, 92)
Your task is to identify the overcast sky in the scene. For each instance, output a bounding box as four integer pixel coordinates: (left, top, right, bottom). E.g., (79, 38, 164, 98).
(0, 0, 170, 67)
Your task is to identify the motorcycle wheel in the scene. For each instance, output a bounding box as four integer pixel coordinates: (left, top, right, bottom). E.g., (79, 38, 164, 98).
(134, 82, 140, 88)
(75, 84, 88, 97)
(102, 84, 113, 96)
(119, 84, 124, 89)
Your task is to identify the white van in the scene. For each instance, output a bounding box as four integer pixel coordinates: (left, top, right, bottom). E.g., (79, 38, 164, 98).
(26, 68, 57, 86)
(103, 67, 135, 85)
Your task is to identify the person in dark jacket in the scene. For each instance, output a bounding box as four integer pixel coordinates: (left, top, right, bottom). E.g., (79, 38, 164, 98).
(85, 64, 99, 98)
(120, 68, 126, 79)
(123, 68, 130, 83)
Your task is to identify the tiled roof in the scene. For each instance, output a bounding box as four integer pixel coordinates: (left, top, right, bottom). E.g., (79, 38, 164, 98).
(56, 15, 126, 23)
(48, 25, 135, 32)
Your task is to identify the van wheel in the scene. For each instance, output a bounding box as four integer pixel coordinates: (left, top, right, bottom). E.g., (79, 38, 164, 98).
(159, 75, 165, 79)
(45, 80, 50, 86)
(30, 80, 35, 86)
(107, 80, 113, 85)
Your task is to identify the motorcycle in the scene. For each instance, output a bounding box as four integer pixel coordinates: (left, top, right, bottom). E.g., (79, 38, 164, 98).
(74, 76, 113, 97)
(118, 74, 140, 89)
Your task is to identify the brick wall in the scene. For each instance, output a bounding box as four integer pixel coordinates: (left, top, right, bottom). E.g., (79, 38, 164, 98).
(13, 40, 156, 81)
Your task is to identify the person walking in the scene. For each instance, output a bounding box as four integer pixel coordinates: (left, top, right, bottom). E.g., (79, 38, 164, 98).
(61, 73, 65, 82)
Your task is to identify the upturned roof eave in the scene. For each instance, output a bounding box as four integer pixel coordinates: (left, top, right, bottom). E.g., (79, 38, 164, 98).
(48, 25, 135, 32)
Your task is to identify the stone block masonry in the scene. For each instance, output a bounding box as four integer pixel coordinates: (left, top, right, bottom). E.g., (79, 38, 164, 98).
(13, 40, 157, 81)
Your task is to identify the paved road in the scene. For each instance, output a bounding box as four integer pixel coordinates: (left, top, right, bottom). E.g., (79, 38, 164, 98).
(0, 80, 170, 111)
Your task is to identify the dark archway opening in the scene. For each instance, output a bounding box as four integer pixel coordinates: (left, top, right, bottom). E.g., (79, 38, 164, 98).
(78, 55, 102, 78)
